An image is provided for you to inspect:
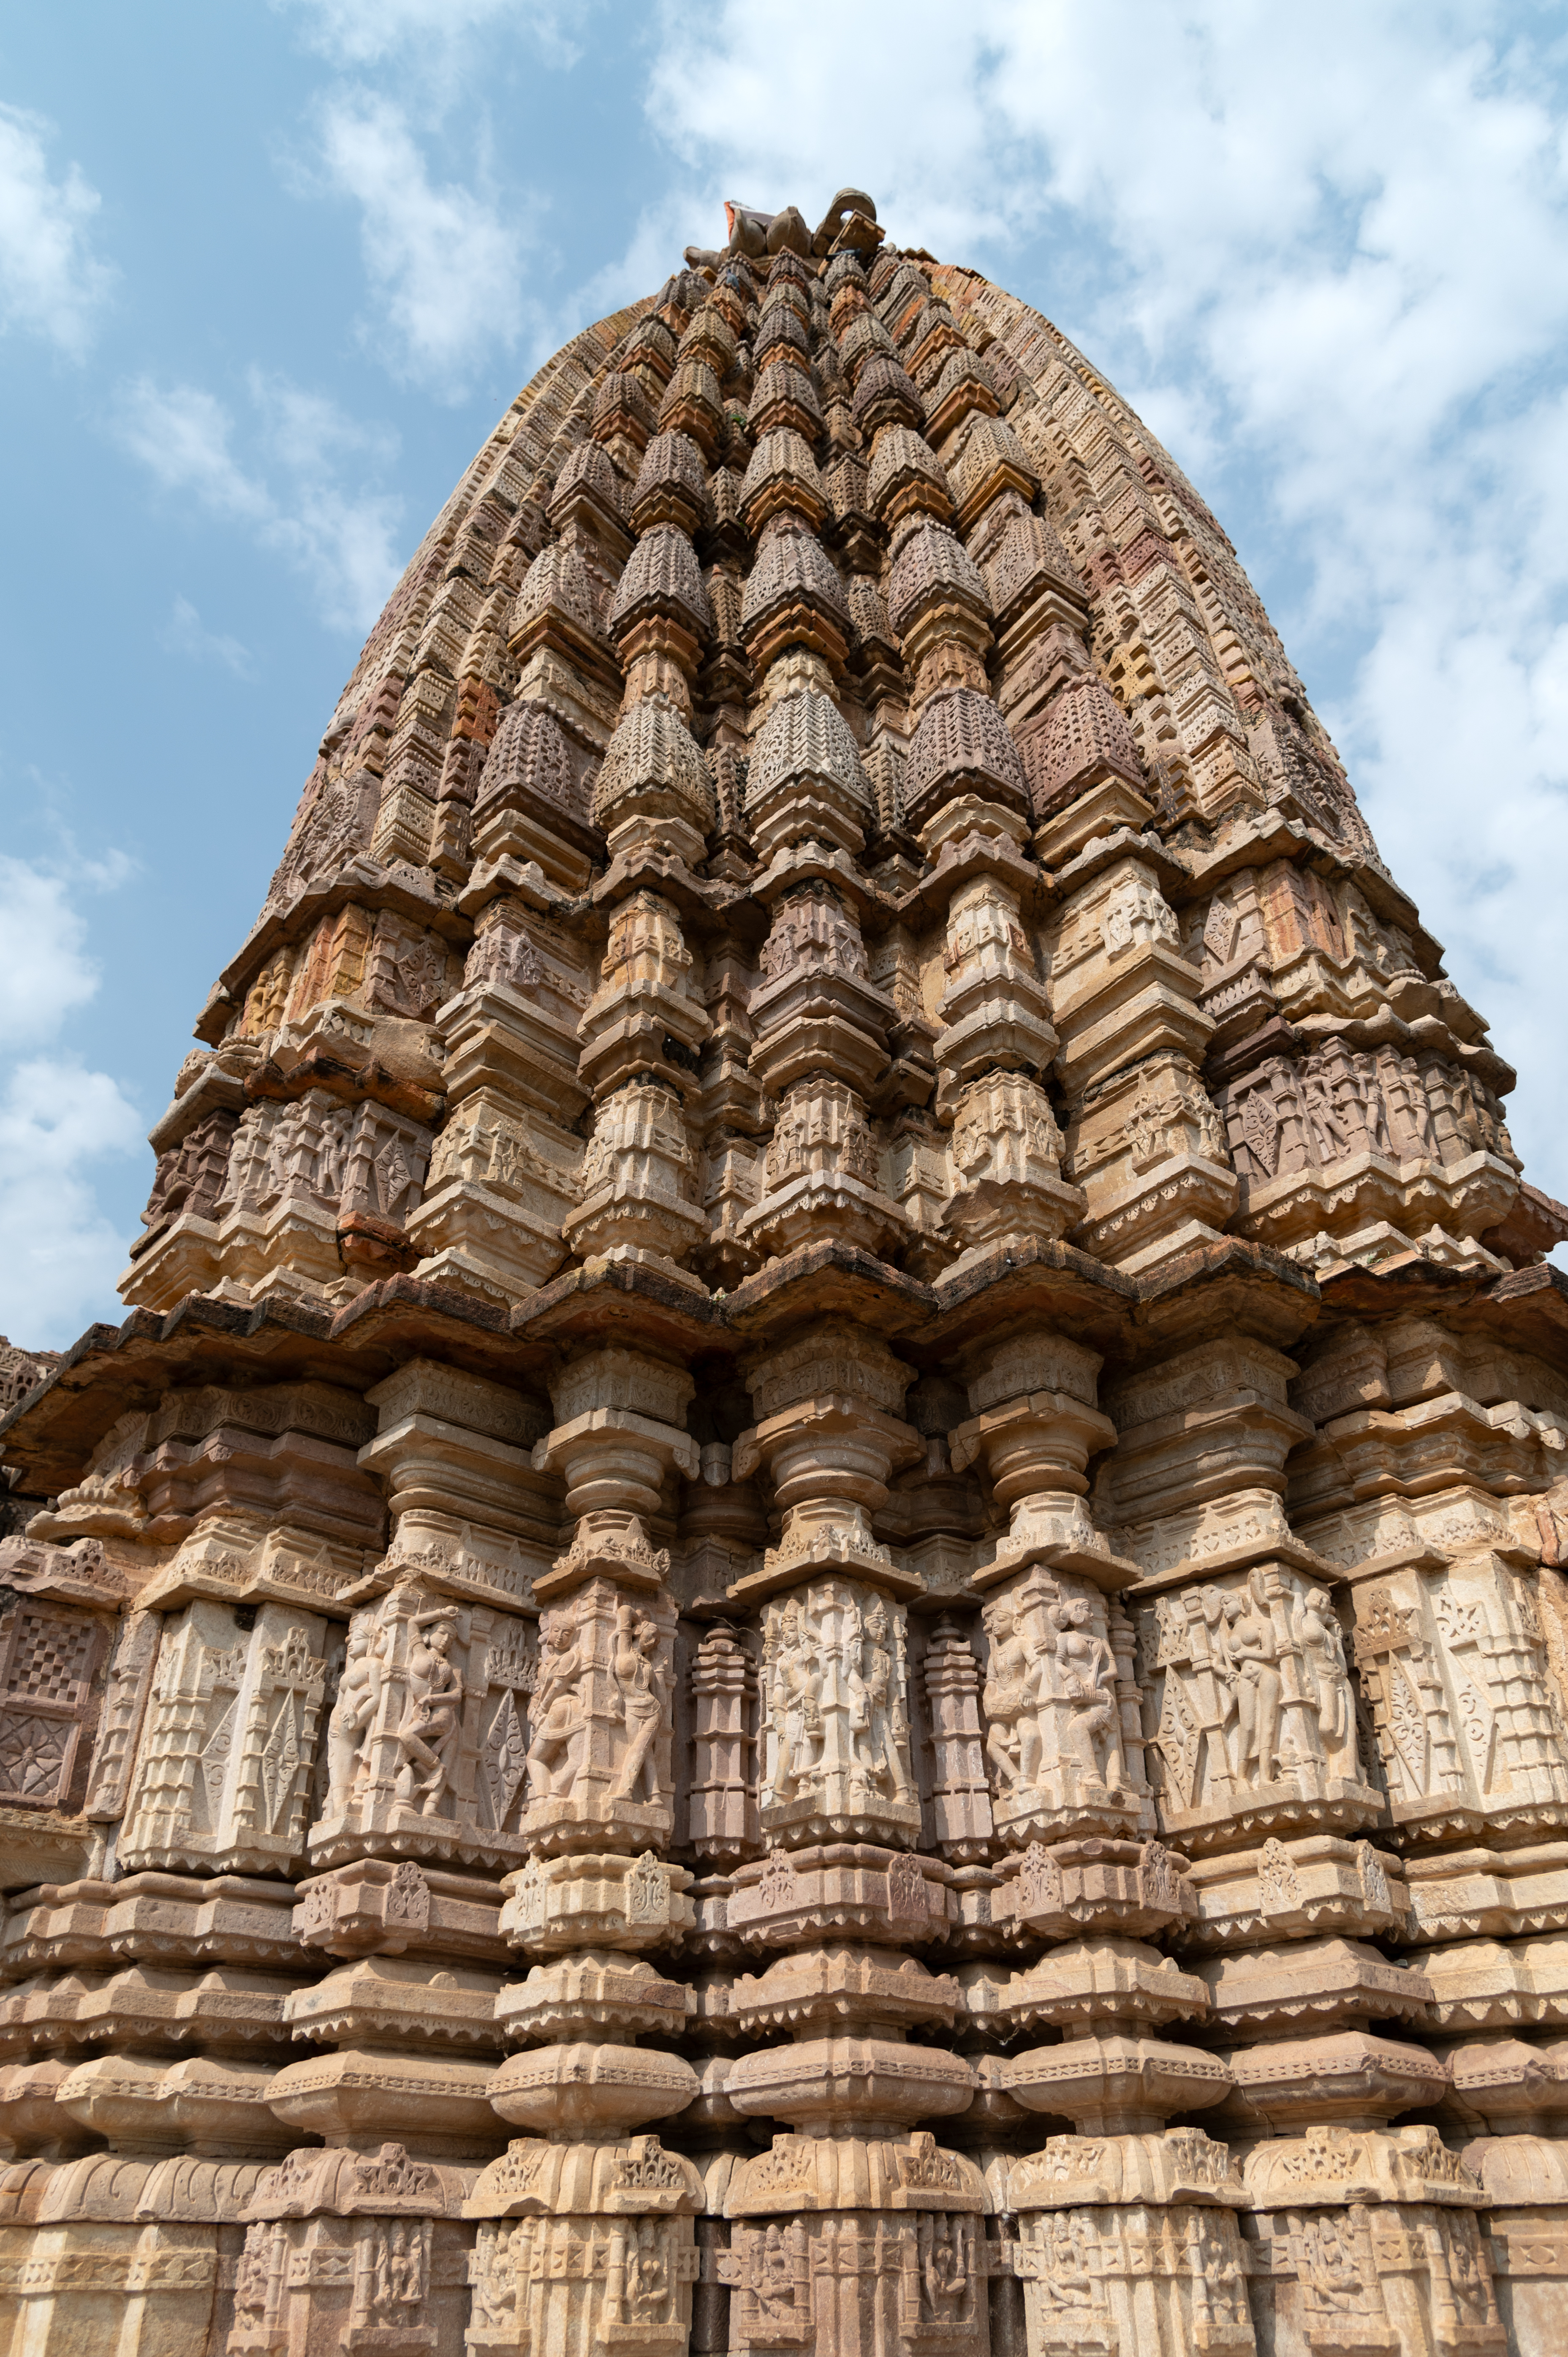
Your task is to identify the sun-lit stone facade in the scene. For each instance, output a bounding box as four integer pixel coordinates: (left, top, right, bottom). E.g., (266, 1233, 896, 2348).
(1, 186, 1566, 2357)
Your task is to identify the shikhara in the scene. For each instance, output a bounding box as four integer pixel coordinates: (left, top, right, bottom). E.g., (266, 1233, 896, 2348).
(0, 191, 1554, 2355)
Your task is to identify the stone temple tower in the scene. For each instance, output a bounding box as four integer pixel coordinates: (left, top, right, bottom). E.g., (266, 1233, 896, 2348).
(3, 185, 1568, 2357)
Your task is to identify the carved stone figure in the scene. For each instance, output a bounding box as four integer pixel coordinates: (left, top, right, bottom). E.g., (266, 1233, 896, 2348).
(325, 1620, 384, 1815)
(979, 1569, 1147, 1842)
(758, 1577, 919, 1840)
(607, 1602, 671, 1804)
(391, 1606, 464, 1814)
(526, 1615, 589, 1799)
(1141, 1563, 1378, 1842)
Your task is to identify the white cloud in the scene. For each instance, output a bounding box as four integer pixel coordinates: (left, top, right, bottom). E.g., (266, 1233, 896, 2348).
(311, 92, 531, 394)
(0, 102, 114, 357)
(639, 0, 1568, 1208)
(117, 379, 271, 522)
(0, 857, 142, 1348)
(159, 595, 256, 679)
(570, 188, 701, 323)
(0, 855, 103, 1051)
(117, 373, 402, 631)
(0, 1058, 143, 1350)
(279, 0, 582, 69)
(250, 367, 395, 476)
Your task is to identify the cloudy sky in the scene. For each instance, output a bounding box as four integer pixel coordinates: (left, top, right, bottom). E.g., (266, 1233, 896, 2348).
(3, 2, 1566, 1347)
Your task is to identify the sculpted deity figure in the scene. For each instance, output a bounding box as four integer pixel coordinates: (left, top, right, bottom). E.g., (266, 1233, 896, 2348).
(1385, 1059, 1437, 1155)
(392, 1605, 464, 1815)
(472, 2227, 519, 2333)
(367, 2232, 396, 2323)
(526, 1615, 588, 1799)
(982, 1594, 1043, 1792)
(390, 2226, 424, 2307)
(769, 1598, 824, 1801)
(984, 1576, 1128, 1804)
(1152, 1566, 1365, 1818)
(1444, 2218, 1497, 2329)
(1301, 1057, 1353, 1165)
(235, 2226, 271, 2323)
(1302, 2214, 1365, 2315)
(1353, 1052, 1392, 1152)
(316, 1108, 353, 1204)
(1222, 1587, 1283, 1788)
(1189, 2216, 1247, 2328)
(624, 2237, 669, 2319)
(1294, 1584, 1350, 1753)
(1035, 2213, 1096, 2310)
(1051, 1594, 1124, 1788)
(608, 1603, 670, 1804)
(753, 2225, 795, 2326)
(758, 1579, 917, 1826)
(922, 2220, 967, 2312)
(358, 2221, 425, 2322)
(326, 1618, 384, 1813)
(849, 1595, 914, 1804)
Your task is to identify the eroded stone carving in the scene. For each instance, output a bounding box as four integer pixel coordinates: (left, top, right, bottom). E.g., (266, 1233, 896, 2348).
(1140, 1564, 1378, 1845)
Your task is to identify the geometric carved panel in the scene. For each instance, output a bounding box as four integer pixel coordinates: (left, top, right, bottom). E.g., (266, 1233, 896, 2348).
(0, 1604, 105, 1811)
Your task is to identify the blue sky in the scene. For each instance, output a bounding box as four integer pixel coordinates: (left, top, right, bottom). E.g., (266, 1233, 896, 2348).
(3, 1, 1567, 1346)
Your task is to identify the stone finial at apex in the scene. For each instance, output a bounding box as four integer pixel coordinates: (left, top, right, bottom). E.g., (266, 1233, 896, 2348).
(685, 185, 884, 271)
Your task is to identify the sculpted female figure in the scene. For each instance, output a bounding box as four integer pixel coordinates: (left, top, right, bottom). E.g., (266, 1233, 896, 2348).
(982, 1595, 1042, 1794)
(393, 1606, 464, 1816)
(921, 2219, 967, 2311)
(623, 2237, 668, 2319)
(848, 1597, 913, 1804)
(1223, 1588, 1283, 1788)
(325, 1618, 383, 1814)
(1050, 1594, 1124, 1789)
(754, 2224, 794, 2326)
(1294, 1583, 1350, 1757)
(609, 1604, 670, 1805)
(526, 1615, 587, 1799)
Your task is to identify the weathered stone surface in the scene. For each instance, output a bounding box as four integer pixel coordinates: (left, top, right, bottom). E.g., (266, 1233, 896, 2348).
(0, 191, 1563, 2357)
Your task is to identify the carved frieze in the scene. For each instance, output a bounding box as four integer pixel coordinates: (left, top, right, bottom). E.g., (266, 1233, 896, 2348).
(757, 1578, 920, 1846)
(1139, 1563, 1380, 1850)
(308, 1578, 546, 1871)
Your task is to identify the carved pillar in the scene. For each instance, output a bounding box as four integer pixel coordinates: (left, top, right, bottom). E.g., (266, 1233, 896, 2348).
(404, 889, 592, 1306)
(1245, 2130, 1503, 2357)
(229, 2146, 476, 2356)
(921, 1613, 994, 1859)
(738, 885, 908, 1265)
(291, 1357, 553, 2121)
(995, 1932, 1255, 2357)
(1045, 852, 1234, 1273)
(731, 1321, 921, 1636)
(565, 888, 712, 1291)
(721, 1849, 988, 2357)
(951, 1328, 1130, 1604)
(688, 1622, 760, 1865)
(469, 1896, 703, 2354)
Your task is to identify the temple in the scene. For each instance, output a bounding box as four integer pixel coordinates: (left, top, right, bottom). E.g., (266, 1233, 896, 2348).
(1, 185, 1566, 2357)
